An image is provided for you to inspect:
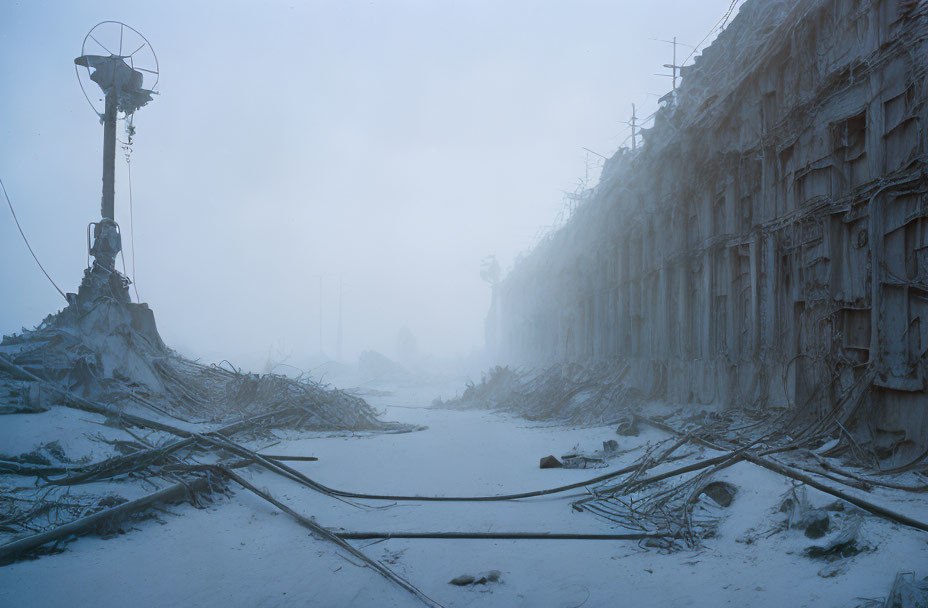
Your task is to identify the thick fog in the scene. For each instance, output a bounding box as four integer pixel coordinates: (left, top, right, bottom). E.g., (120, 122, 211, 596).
(1, 0, 736, 371)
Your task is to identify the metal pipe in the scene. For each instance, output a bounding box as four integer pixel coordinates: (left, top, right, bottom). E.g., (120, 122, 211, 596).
(101, 90, 117, 220)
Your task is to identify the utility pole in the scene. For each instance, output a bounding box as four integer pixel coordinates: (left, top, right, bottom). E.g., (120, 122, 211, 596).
(630, 103, 637, 151)
(667, 36, 679, 90)
(581, 147, 607, 189)
(336, 275, 343, 362)
(101, 89, 117, 220)
(74, 38, 155, 305)
(653, 37, 690, 91)
(584, 149, 589, 187)
(317, 274, 323, 355)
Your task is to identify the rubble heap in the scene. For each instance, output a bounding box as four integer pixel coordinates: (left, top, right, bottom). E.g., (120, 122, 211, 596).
(1, 297, 398, 432)
(0, 287, 415, 566)
(440, 362, 642, 425)
(0, 213, 409, 566)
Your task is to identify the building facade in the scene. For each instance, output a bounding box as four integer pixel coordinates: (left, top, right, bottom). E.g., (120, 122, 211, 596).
(489, 0, 928, 460)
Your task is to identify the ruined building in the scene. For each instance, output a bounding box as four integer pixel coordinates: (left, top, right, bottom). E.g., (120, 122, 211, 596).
(487, 0, 928, 459)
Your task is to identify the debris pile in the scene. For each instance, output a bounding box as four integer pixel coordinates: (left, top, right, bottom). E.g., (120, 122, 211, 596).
(441, 362, 641, 425)
(567, 407, 928, 555)
(539, 439, 631, 470)
(0, 295, 414, 564)
(0, 299, 403, 432)
(449, 570, 503, 587)
(882, 573, 928, 608)
(449, 365, 928, 552)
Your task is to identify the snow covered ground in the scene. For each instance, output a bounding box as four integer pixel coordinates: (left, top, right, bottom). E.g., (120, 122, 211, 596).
(2, 379, 926, 607)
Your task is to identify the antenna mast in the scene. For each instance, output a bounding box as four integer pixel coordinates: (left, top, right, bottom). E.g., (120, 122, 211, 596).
(630, 104, 637, 151)
(73, 22, 158, 306)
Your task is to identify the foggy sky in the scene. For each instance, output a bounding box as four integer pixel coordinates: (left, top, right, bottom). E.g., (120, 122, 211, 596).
(1, 0, 738, 370)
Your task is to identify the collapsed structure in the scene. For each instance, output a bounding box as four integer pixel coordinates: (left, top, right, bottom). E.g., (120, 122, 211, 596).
(487, 0, 928, 461)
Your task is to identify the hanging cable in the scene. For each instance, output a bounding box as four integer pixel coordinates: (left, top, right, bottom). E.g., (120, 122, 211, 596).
(1, 176, 68, 302)
(681, 0, 743, 67)
(126, 158, 140, 303)
(123, 114, 140, 303)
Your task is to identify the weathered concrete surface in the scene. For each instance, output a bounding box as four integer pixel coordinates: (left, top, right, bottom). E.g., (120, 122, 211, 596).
(488, 0, 928, 462)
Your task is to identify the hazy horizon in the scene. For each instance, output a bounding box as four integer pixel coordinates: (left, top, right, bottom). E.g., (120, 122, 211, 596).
(2, 0, 738, 370)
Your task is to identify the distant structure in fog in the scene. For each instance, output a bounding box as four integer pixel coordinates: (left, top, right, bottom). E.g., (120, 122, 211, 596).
(396, 325, 419, 368)
(481, 255, 502, 356)
(488, 0, 928, 458)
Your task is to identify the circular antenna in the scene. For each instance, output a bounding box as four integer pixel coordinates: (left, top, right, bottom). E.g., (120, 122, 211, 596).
(75, 21, 159, 116)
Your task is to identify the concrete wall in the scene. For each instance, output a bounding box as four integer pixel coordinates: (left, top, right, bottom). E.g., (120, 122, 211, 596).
(489, 0, 928, 460)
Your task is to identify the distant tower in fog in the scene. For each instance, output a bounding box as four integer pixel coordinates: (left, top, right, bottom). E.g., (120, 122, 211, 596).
(480, 255, 502, 361)
(396, 326, 418, 369)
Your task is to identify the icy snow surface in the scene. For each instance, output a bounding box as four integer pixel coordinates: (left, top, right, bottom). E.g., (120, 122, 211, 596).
(2, 380, 927, 607)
